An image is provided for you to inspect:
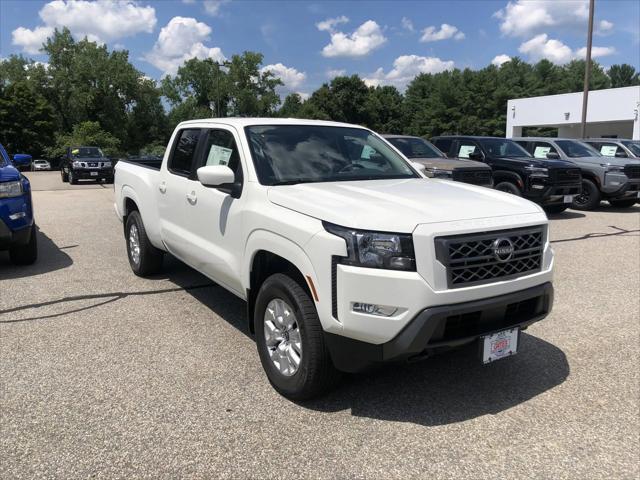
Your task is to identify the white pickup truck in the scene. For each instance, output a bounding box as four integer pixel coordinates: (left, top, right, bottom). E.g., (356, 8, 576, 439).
(114, 118, 554, 399)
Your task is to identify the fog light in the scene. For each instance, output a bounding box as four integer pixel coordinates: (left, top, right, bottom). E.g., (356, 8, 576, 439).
(9, 212, 26, 220)
(352, 303, 398, 317)
(531, 184, 545, 189)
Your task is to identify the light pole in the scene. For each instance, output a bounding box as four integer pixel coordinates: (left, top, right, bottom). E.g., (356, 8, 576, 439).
(580, 0, 595, 138)
(213, 60, 232, 117)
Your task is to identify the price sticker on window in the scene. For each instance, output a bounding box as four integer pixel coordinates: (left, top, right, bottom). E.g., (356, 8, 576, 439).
(206, 145, 233, 166)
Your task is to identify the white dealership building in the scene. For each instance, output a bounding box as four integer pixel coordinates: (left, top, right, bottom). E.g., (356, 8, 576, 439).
(505, 86, 640, 140)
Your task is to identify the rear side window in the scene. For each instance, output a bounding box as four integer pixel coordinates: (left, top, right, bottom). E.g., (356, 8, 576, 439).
(169, 129, 201, 175)
(432, 138, 452, 156)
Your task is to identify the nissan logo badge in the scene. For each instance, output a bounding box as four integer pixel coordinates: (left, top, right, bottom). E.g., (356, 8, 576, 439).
(492, 238, 514, 262)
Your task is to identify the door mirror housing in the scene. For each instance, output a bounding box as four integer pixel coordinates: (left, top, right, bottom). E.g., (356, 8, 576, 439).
(12, 154, 32, 166)
(468, 151, 483, 161)
(197, 165, 235, 187)
(546, 151, 560, 160)
(615, 151, 628, 158)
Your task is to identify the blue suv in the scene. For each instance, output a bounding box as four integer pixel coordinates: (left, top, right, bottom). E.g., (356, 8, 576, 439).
(0, 143, 37, 264)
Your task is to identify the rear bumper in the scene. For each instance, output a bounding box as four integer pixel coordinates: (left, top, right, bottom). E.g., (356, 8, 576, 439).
(325, 282, 553, 373)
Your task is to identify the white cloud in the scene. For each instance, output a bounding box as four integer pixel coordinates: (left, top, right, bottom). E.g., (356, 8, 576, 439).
(519, 34, 616, 64)
(596, 19, 614, 36)
(401, 17, 414, 33)
(319, 19, 387, 58)
(12, 0, 156, 54)
(316, 15, 349, 32)
(492, 54, 512, 66)
(203, 0, 230, 16)
(146, 16, 225, 76)
(261, 63, 306, 91)
(364, 54, 454, 90)
(12, 26, 55, 54)
(420, 24, 465, 42)
(575, 46, 616, 59)
(494, 0, 613, 38)
(326, 68, 346, 78)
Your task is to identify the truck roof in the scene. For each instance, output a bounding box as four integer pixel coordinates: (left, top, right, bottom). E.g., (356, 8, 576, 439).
(176, 117, 366, 130)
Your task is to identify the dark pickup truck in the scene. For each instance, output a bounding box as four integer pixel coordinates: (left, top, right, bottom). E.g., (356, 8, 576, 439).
(60, 146, 113, 184)
(432, 136, 582, 214)
(383, 135, 493, 187)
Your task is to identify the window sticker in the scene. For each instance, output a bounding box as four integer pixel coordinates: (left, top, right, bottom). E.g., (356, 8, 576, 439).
(600, 145, 618, 157)
(361, 145, 376, 159)
(206, 144, 233, 166)
(533, 146, 551, 158)
(458, 145, 476, 158)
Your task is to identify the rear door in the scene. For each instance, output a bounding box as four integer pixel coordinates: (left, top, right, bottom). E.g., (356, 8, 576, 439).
(157, 127, 203, 262)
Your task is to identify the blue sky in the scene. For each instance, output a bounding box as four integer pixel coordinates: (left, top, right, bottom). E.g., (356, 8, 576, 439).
(1, 0, 639, 96)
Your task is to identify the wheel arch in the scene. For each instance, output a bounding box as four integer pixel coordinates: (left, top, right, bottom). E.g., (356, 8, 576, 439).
(492, 169, 523, 188)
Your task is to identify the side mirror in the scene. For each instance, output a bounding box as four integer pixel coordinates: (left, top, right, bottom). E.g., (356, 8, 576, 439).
(12, 153, 32, 166)
(197, 165, 235, 187)
(546, 152, 560, 160)
(468, 151, 483, 161)
(615, 151, 628, 158)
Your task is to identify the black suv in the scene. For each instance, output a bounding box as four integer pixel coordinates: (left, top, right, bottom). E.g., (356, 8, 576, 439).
(60, 146, 113, 184)
(432, 136, 582, 214)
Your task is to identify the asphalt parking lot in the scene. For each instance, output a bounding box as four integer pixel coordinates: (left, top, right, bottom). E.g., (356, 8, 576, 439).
(1, 171, 639, 479)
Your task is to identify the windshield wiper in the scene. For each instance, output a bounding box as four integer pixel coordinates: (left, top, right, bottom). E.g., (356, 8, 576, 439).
(270, 179, 318, 186)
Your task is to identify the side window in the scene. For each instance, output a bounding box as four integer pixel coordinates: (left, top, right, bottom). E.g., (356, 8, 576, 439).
(532, 142, 557, 159)
(596, 143, 624, 157)
(457, 141, 479, 158)
(433, 138, 452, 156)
(201, 129, 242, 176)
(169, 129, 201, 176)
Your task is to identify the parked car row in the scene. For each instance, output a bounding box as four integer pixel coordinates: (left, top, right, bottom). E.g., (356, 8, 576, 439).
(60, 146, 114, 184)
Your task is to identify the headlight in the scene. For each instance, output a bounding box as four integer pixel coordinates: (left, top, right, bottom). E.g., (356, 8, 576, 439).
(426, 168, 453, 179)
(0, 180, 23, 198)
(601, 164, 624, 173)
(324, 222, 416, 271)
(72, 161, 83, 168)
(103, 161, 112, 167)
(525, 166, 548, 177)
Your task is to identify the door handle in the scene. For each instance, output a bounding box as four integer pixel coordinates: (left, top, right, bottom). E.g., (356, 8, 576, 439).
(186, 191, 197, 205)
(158, 182, 167, 194)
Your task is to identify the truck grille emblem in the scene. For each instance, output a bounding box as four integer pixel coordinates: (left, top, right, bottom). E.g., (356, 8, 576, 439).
(492, 238, 514, 262)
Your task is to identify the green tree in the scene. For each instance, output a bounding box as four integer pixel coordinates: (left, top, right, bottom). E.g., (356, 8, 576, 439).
(607, 64, 640, 88)
(279, 93, 304, 117)
(365, 85, 406, 133)
(47, 121, 121, 157)
(227, 51, 282, 116)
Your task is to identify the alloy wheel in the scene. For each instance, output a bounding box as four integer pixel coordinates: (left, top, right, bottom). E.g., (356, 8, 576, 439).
(263, 298, 302, 376)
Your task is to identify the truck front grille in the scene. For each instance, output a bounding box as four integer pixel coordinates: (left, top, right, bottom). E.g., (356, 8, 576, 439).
(550, 167, 581, 185)
(435, 226, 544, 288)
(624, 164, 640, 179)
(452, 169, 492, 186)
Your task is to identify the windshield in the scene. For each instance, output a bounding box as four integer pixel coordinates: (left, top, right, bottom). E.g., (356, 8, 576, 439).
(477, 138, 531, 158)
(245, 125, 417, 185)
(71, 147, 104, 158)
(555, 140, 601, 158)
(386, 137, 444, 159)
(622, 141, 640, 157)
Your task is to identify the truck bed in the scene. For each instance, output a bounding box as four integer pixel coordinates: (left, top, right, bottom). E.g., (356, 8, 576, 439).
(118, 157, 163, 170)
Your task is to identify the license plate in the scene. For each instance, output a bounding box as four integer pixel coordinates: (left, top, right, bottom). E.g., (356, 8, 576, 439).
(563, 195, 574, 203)
(481, 328, 519, 364)
(90, 172, 98, 176)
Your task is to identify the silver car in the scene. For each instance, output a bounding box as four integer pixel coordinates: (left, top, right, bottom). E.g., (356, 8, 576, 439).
(585, 138, 640, 160)
(31, 159, 51, 171)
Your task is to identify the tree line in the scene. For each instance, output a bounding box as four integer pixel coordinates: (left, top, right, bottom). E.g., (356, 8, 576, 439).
(1, 27, 638, 159)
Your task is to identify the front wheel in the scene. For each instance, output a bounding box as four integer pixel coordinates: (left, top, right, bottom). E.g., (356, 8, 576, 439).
(494, 181, 522, 196)
(571, 179, 601, 210)
(61, 169, 69, 182)
(69, 171, 77, 185)
(125, 211, 163, 276)
(9, 225, 38, 265)
(608, 198, 637, 208)
(254, 273, 339, 400)
(543, 205, 568, 215)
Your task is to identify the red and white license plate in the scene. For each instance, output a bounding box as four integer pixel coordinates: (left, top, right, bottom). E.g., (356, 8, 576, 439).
(482, 328, 519, 364)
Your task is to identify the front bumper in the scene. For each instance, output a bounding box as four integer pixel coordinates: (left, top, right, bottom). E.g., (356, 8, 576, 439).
(325, 282, 554, 372)
(72, 168, 113, 179)
(606, 178, 640, 199)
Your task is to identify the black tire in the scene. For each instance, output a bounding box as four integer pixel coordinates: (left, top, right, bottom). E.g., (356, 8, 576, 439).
(543, 205, 568, 215)
(254, 273, 339, 400)
(608, 198, 637, 208)
(61, 169, 68, 182)
(9, 225, 38, 265)
(125, 210, 163, 276)
(494, 181, 522, 196)
(69, 171, 77, 185)
(571, 178, 601, 210)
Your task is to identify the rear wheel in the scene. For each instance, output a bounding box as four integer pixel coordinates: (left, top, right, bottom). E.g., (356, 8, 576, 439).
(608, 198, 637, 208)
(571, 179, 600, 210)
(9, 225, 38, 265)
(254, 273, 339, 400)
(125, 211, 163, 276)
(494, 181, 522, 196)
(543, 205, 568, 215)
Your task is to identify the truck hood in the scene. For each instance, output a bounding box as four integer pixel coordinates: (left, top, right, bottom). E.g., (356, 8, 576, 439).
(268, 178, 541, 232)
(412, 157, 489, 170)
(571, 156, 640, 167)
